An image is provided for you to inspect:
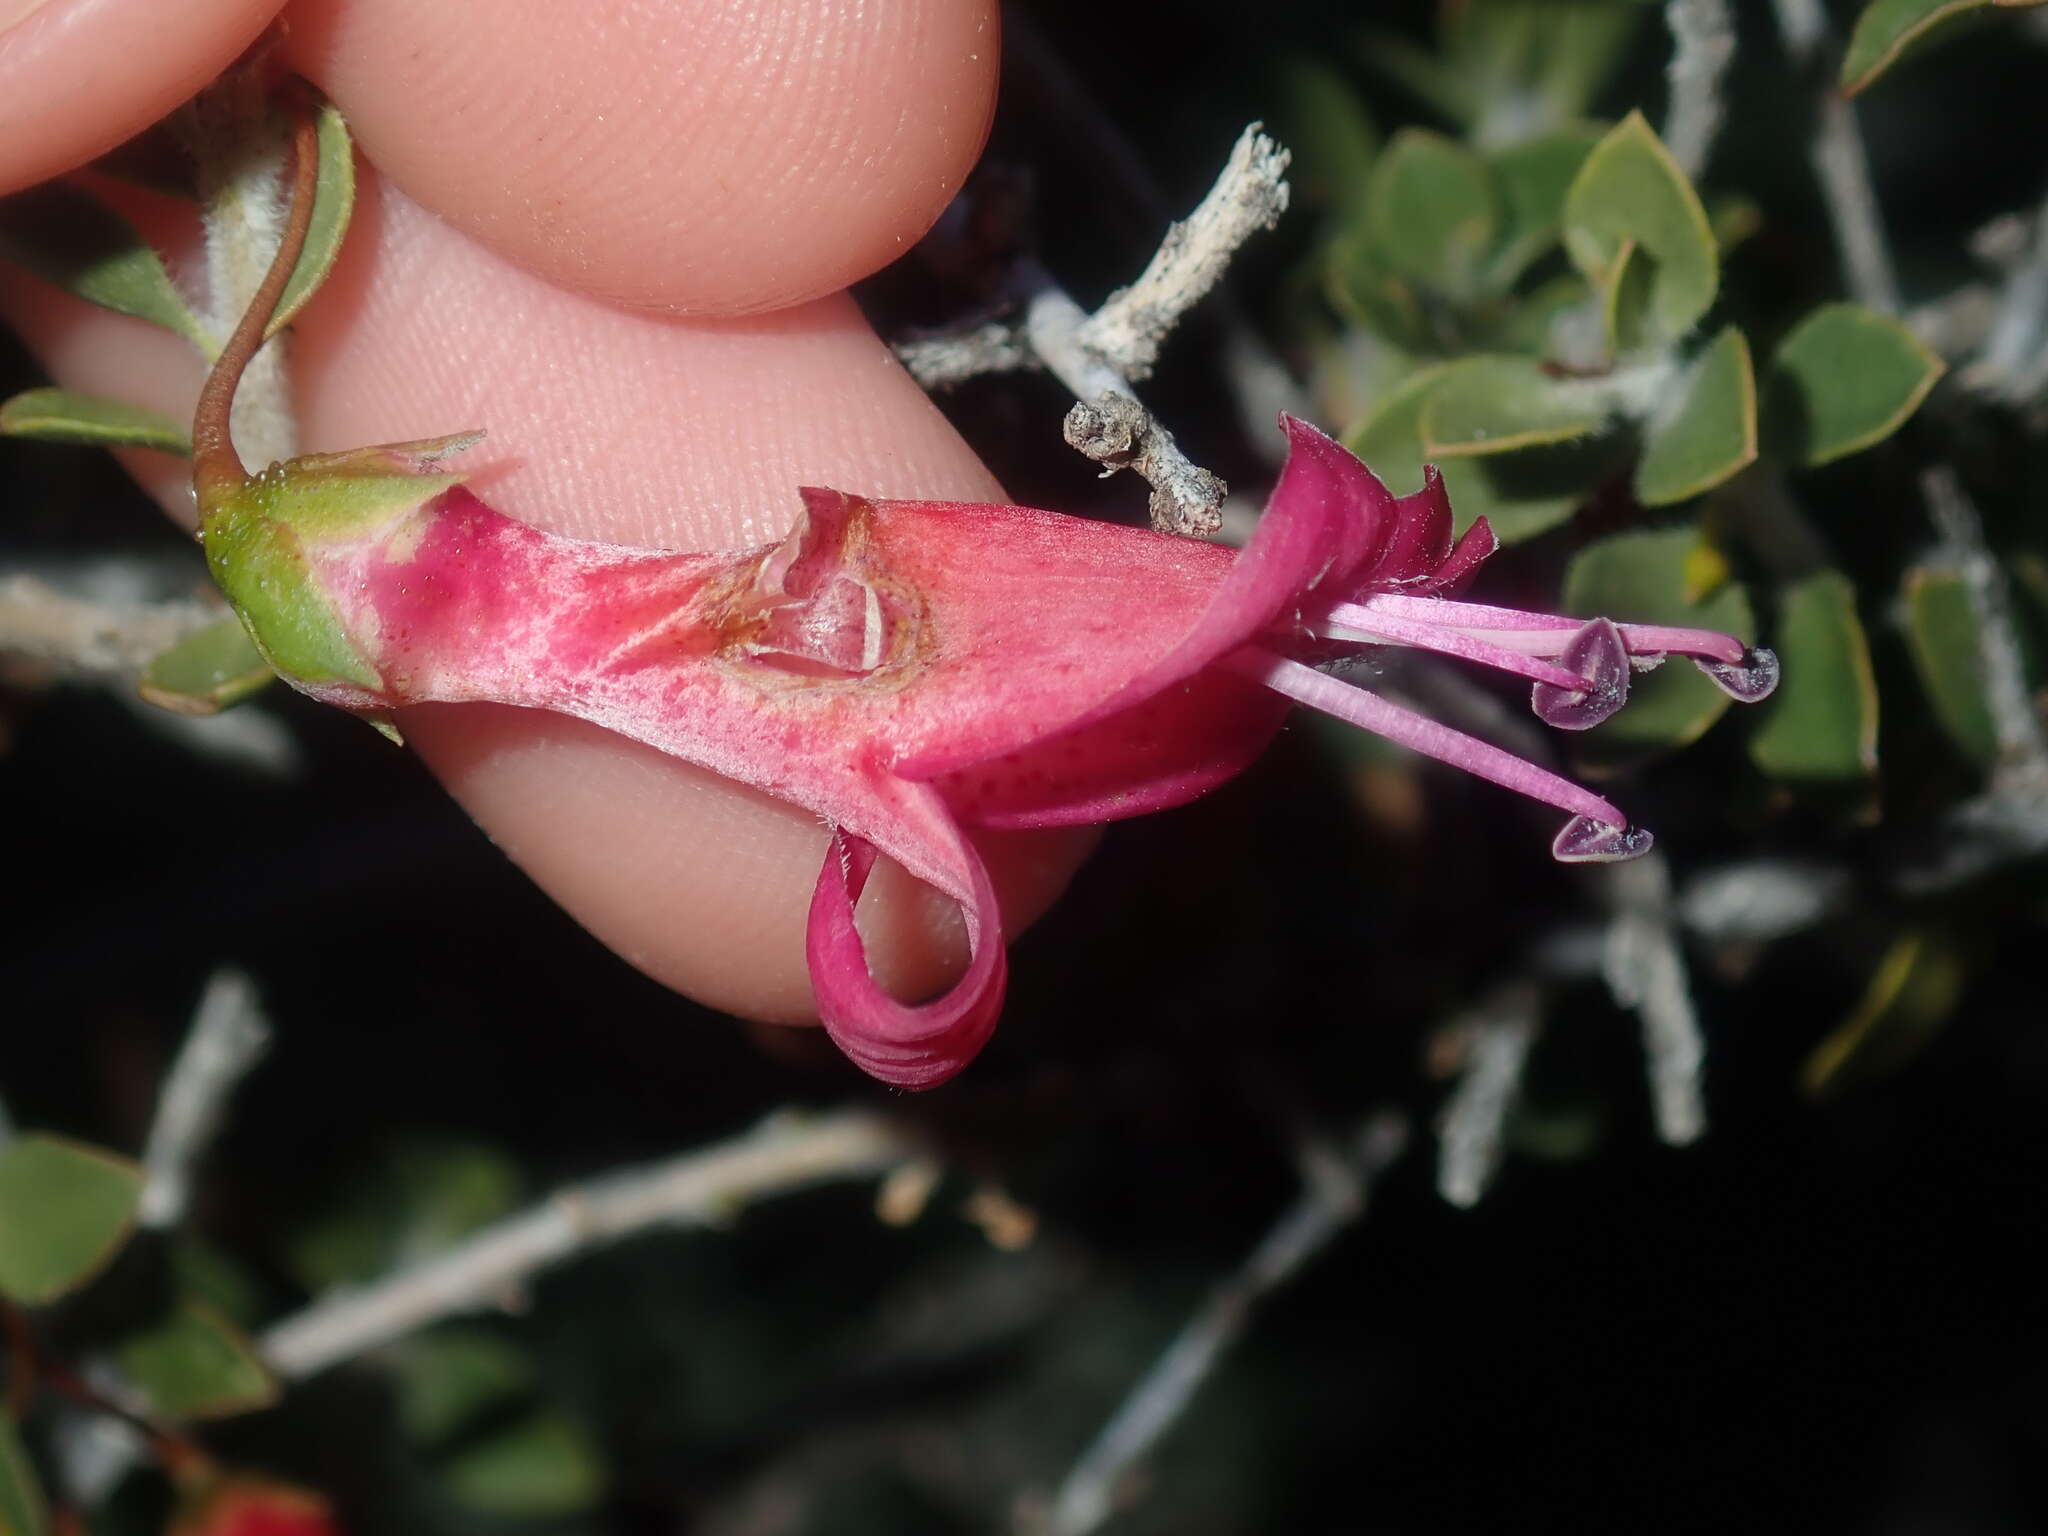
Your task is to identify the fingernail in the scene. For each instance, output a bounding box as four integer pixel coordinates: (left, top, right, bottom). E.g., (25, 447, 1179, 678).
(1, 0, 55, 36)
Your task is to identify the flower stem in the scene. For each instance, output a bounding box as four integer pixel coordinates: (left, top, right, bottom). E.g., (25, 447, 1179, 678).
(191, 106, 319, 507)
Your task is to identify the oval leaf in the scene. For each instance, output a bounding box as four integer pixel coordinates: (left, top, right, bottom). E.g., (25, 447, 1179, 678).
(139, 617, 276, 716)
(438, 1413, 606, 1517)
(1, 1418, 51, 1536)
(0, 183, 207, 348)
(1840, 0, 2017, 93)
(1420, 355, 1609, 457)
(117, 1299, 279, 1421)
(265, 99, 357, 340)
(1485, 127, 1602, 290)
(1563, 112, 1718, 349)
(0, 387, 192, 456)
(1367, 129, 1498, 296)
(0, 1134, 142, 1306)
(1765, 302, 1945, 467)
(1903, 566, 2000, 763)
(1563, 526, 1755, 764)
(1802, 930, 1966, 1097)
(395, 1328, 536, 1446)
(1750, 570, 1880, 780)
(1634, 328, 1758, 506)
(1350, 364, 1600, 543)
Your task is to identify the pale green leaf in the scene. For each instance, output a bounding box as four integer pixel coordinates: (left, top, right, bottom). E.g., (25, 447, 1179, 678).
(1803, 930, 1967, 1096)
(1903, 567, 2000, 763)
(0, 183, 207, 348)
(0, 1134, 141, 1306)
(1367, 129, 1498, 297)
(1419, 355, 1608, 457)
(139, 617, 275, 717)
(0, 387, 190, 456)
(1840, 0, 2043, 93)
(117, 1299, 278, 1421)
(1765, 302, 1945, 467)
(1563, 112, 1719, 348)
(1634, 328, 1758, 506)
(439, 1414, 606, 1517)
(1750, 570, 1880, 780)
(266, 100, 357, 340)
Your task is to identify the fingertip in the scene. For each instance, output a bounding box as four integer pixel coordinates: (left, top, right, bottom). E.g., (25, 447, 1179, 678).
(0, 0, 283, 194)
(285, 0, 1000, 314)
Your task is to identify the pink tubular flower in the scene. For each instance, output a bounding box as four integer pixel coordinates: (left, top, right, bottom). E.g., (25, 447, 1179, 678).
(192, 119, 1777, 1090)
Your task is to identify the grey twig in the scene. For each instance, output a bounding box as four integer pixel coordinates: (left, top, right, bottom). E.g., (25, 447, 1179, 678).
(898, 124, 1291, 536)
(1767, 0, 1901, 314)
(1663, 0, 1738, 183)
(1033, 1113, 1408, 1536)
(0, 574, 219, 677)
(137, 969, 273, 1230)
(1601, 852, 1708, 1146)
(258, 1110, 915, 1381)
(1436, 984, 1543, 1209)
(1968, 197, 2048, 402)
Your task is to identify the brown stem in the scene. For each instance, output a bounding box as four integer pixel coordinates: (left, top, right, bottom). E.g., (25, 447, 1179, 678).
(2, 1299, 35, 1421)
(191, 106, 320, 506)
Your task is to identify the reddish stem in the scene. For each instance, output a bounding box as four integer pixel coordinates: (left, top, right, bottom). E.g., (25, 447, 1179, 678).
(191, 106, 320, 505)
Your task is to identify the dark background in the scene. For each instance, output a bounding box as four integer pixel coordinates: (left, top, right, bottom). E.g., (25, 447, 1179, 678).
(6, 1, 2048, 1530)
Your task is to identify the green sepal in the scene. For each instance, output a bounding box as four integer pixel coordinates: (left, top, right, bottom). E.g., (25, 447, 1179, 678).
(1764, 303, 1945, 467)
(0, 1134, 142, 1306)
(1749, 570, 1880, 781)
(139, 616, 276, 716)
(116, 1298, 279, 1421)
(199, 434, 478, 693)
(0, 182, 209, 348)
(1563, 524, 1755, 765)
(1634, 327, 1758, 506)
(1563, 112, 1719, 351)
(0, 387, 192, 455)
(0, 1417, 50, 1536)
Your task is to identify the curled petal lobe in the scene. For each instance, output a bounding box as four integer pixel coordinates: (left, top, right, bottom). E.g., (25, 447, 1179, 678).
(806, 785, 1007, 1089)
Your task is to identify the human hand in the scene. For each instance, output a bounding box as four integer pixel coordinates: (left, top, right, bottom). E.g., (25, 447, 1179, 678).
(0, 0, 1095, 1026)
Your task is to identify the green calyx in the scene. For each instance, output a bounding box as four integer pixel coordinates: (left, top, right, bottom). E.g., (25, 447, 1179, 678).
(198, 436, 477, 693)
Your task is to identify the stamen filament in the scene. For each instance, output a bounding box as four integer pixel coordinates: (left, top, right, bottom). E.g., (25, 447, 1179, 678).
(1231, 648, 1629, 828)
(1320, 611, 1590, 691)
(1345, 594, 1749, 665)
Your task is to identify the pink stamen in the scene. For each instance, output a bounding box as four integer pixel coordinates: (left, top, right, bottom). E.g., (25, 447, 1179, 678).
(1321, 605, 1590, 691)
(1350, 594, 1751, 666)
(1229, 647, 1636, 834)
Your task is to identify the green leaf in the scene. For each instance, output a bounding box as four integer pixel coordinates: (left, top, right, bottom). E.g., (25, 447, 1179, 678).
(0, 388, 191, 455)
(1634, 328, 1758, 506)
(0, 1417, 49, 1536)
(289, 1140, 521, 1294)
(0, 183, 207, 348)
(1, 1417, 51, 1536)
(1903, 566, 2000, 762)
(117, 1298, 278, 1421)
(1563, 112, 1719, 349)
(1485, 128, 1602, 290)
(1276, 57, 1380, 219)
(438, 1413, 606, 1517)
(1349, 363, 1597, 543)
(266, 100, 357, 340)
(1765, 302, 1945, 467)
(395, 1328, 536, 1446)
(0, 1134, 142, 1306)
(1366, 129, 1498, 297)
(1419, 355, 1609, 457)
(1324, 234, 1428, 351)
(1839, 0, 2043, 93)
(1802, 930, 1966, 1097)
(1563, 526, 1754, 763)
(1750, 570, 1880, 780)
(138, 617, 276, 717)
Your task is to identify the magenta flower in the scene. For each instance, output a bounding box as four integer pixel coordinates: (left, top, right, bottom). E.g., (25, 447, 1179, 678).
(192, 121, 1776, 1090)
